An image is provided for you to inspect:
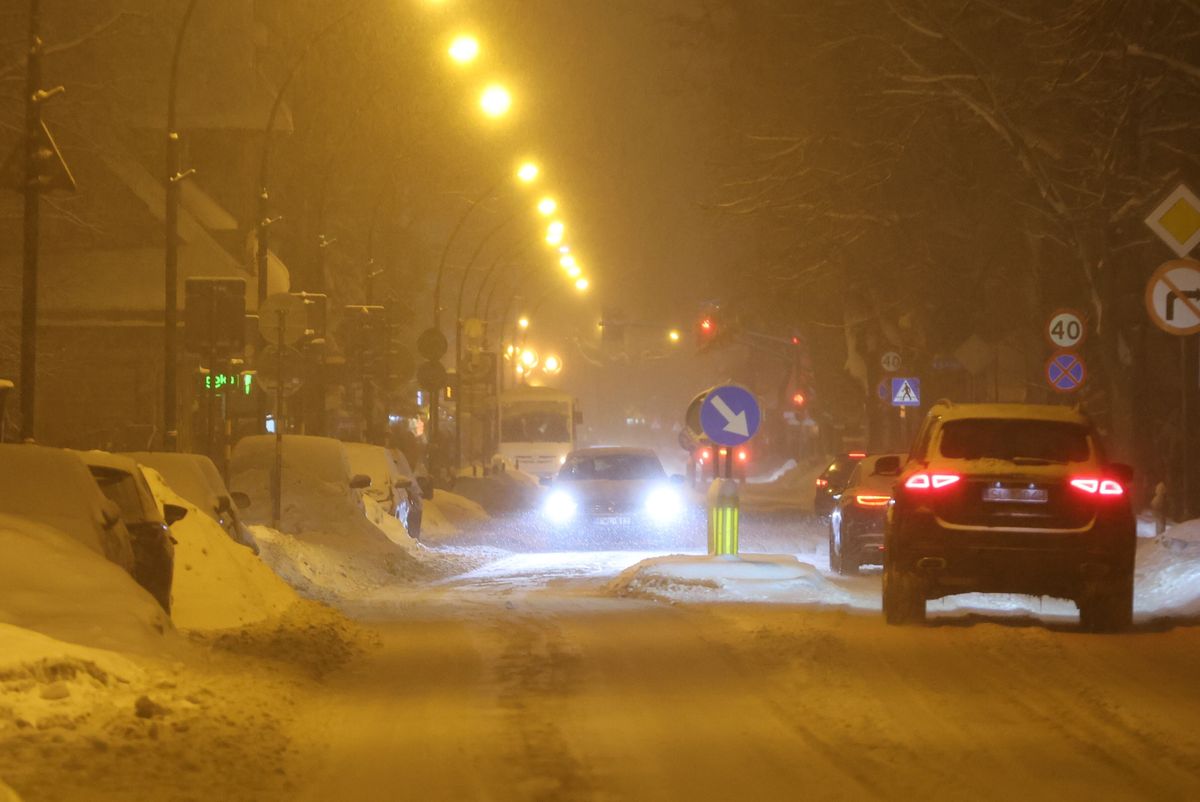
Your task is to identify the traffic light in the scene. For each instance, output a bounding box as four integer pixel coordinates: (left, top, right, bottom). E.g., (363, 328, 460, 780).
(791, 391, 807, 409)
(696, 306, 721, 349)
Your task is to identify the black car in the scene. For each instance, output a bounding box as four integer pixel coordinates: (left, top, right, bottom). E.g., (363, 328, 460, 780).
(829, 453, 905, 574)
(82, 452, 186, 614)
(883, 402, 1136, 632)
(813, 451, 866, 517)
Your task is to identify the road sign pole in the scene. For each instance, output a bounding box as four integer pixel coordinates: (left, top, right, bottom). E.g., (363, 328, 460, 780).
(1183, 335, 1193, 520)
(272, 310, 285, 530)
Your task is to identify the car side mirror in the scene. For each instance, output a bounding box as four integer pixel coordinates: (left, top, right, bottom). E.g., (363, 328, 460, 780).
(230, 491, 251, 510)
(99, 500, 121, 530)
(163, 503, 188, 526)
(1109, 462, 1134, 486)
(873, 456, 902, 476)
(349, 474, 372, 490)
(416, 475, 434, 499)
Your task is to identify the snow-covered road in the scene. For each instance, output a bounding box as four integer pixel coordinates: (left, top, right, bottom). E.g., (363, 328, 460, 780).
(278, 512, 1200, 801)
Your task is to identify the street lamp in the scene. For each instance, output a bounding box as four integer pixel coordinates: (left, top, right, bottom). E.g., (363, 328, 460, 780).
(668, 329, 682, 343)
(448, 34, 480, 64)
(575, 277, 590, 292)
(518, 316, 530, 330)
(516, 161, 539, 183)
(480, 84, 512, 118)
(537, 196, 557, 216)
(545, 220, 565, 246)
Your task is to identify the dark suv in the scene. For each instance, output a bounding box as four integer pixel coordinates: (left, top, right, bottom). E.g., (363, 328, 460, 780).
(883, 402, 1135, 632)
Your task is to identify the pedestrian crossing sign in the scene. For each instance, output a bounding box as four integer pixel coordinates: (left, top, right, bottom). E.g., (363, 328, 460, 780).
(891, 378, 921, 407)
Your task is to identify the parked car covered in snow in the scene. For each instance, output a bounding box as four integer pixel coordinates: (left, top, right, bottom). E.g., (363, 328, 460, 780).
(125, 451, 257, 553)
(0, 444, 136, 574)
(228, 435, 373, 535)
(344, 442, 427, 539)
(80, 451, 185, 614)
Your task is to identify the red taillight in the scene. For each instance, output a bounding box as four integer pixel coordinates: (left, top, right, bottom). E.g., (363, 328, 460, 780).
(1070, 477, 1124, 496)
(904, 473, 961, 490)
(699, 448, 712, 463)
(815, 478, 828, 488)
(736, 448, 748, 463)
(848, 451, 867, 459)
(854, 494, 891, 507)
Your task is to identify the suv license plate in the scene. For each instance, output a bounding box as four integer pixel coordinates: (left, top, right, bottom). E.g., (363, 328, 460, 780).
(983, 487, 1048, 504)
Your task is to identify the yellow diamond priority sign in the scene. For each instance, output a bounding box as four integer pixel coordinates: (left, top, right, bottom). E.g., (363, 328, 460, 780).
(1146, 184, 1200, 258)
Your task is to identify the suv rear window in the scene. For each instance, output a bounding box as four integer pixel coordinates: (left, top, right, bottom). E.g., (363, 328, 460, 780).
(938, 419, 1091, 463)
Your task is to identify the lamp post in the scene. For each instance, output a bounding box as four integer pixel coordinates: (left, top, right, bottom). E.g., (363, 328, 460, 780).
(18, 0, 43, 443)
(163, 0, 200, 451)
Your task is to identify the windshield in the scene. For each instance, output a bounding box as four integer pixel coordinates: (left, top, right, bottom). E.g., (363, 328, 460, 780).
(559, 453, 665, 481)
(938, 419, 1092, 463)
(501, 400, 571, 444)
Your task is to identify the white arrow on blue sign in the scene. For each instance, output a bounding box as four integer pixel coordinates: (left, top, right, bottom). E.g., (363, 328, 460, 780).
(891, 378, 921, 407)
(699, 384, 762, 446)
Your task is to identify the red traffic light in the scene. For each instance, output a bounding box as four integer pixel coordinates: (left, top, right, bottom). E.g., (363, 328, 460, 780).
(700, 317, 714, 332)
(791, 391, 807, 407)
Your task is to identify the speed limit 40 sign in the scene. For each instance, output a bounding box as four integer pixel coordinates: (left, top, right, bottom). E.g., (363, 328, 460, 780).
(1046, 309, 1086, 349)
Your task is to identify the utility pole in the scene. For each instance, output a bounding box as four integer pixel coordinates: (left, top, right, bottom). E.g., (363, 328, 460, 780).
(20, 0, 45, 442)
(164, 0, 200, 451)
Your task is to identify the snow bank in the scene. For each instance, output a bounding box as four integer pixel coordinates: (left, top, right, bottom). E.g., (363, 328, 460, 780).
(140, 468, 298, 631)
(1136, 521, 1200, 618)
(607, 553, 850, 604)
(0, 622, 145, 737)
(422, 489, 489, 538)
(0, 515, 170, 654)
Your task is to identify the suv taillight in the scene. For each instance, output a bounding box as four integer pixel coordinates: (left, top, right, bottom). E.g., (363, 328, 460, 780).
(904, 472, 961, 490)
(1069, 477, 1124, 497)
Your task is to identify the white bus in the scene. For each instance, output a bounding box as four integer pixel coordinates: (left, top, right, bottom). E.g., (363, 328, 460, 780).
(498, 385, 579, 479)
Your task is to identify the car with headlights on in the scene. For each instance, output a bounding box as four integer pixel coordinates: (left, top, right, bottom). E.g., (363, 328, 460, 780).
(828, 452, 905, 575)
(883, 402, 1136, 632)
(542, 447, 686, 534)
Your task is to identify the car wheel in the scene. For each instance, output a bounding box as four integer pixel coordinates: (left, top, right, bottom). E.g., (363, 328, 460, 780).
(1078, 575, 1133, 633)
(882, 565, 926, 625)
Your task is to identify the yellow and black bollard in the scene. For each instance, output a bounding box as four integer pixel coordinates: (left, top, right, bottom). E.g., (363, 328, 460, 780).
(706, 447, 740, 555)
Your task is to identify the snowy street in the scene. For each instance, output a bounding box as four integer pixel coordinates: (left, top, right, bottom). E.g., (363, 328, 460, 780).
(8, 495, 1200, 802)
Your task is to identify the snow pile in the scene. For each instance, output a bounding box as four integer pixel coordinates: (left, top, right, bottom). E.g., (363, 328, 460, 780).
(422, 489, 489, 537)
(0, 622, 145, 737)
(1136, 520, 1200, 618)
(250, 524, 435, 603)
(0, 515, 170, 654)
(140, 468, 298, 631)
(746, 458, 798, 485)
(608, 553, 850, 604)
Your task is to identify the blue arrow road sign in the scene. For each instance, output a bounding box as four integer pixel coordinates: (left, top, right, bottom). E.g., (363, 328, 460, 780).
(699, 384, 761, 446)
(1046, 351, 1086, 393)
(891, 378, 921, 407)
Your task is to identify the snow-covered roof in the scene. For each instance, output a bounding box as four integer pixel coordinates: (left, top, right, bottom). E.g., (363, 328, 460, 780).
(934, 402, 1088, 424)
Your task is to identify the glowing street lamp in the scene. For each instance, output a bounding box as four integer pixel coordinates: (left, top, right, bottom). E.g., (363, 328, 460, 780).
(668, 329, 681, 343)
(543, 354, 563, 375)
(546, 220, 565, 246)
(566, 265, 582, 279)
(537, 197, 557, 216)
(559, 254, 577, 270)
(480, 84, 512, 118)
(575, 277, 590, 292)
(517, 316, 530, 330)
(521, 348, 539, 369)
(516, 161, 539, 183)
(448, 35, 480, 64)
